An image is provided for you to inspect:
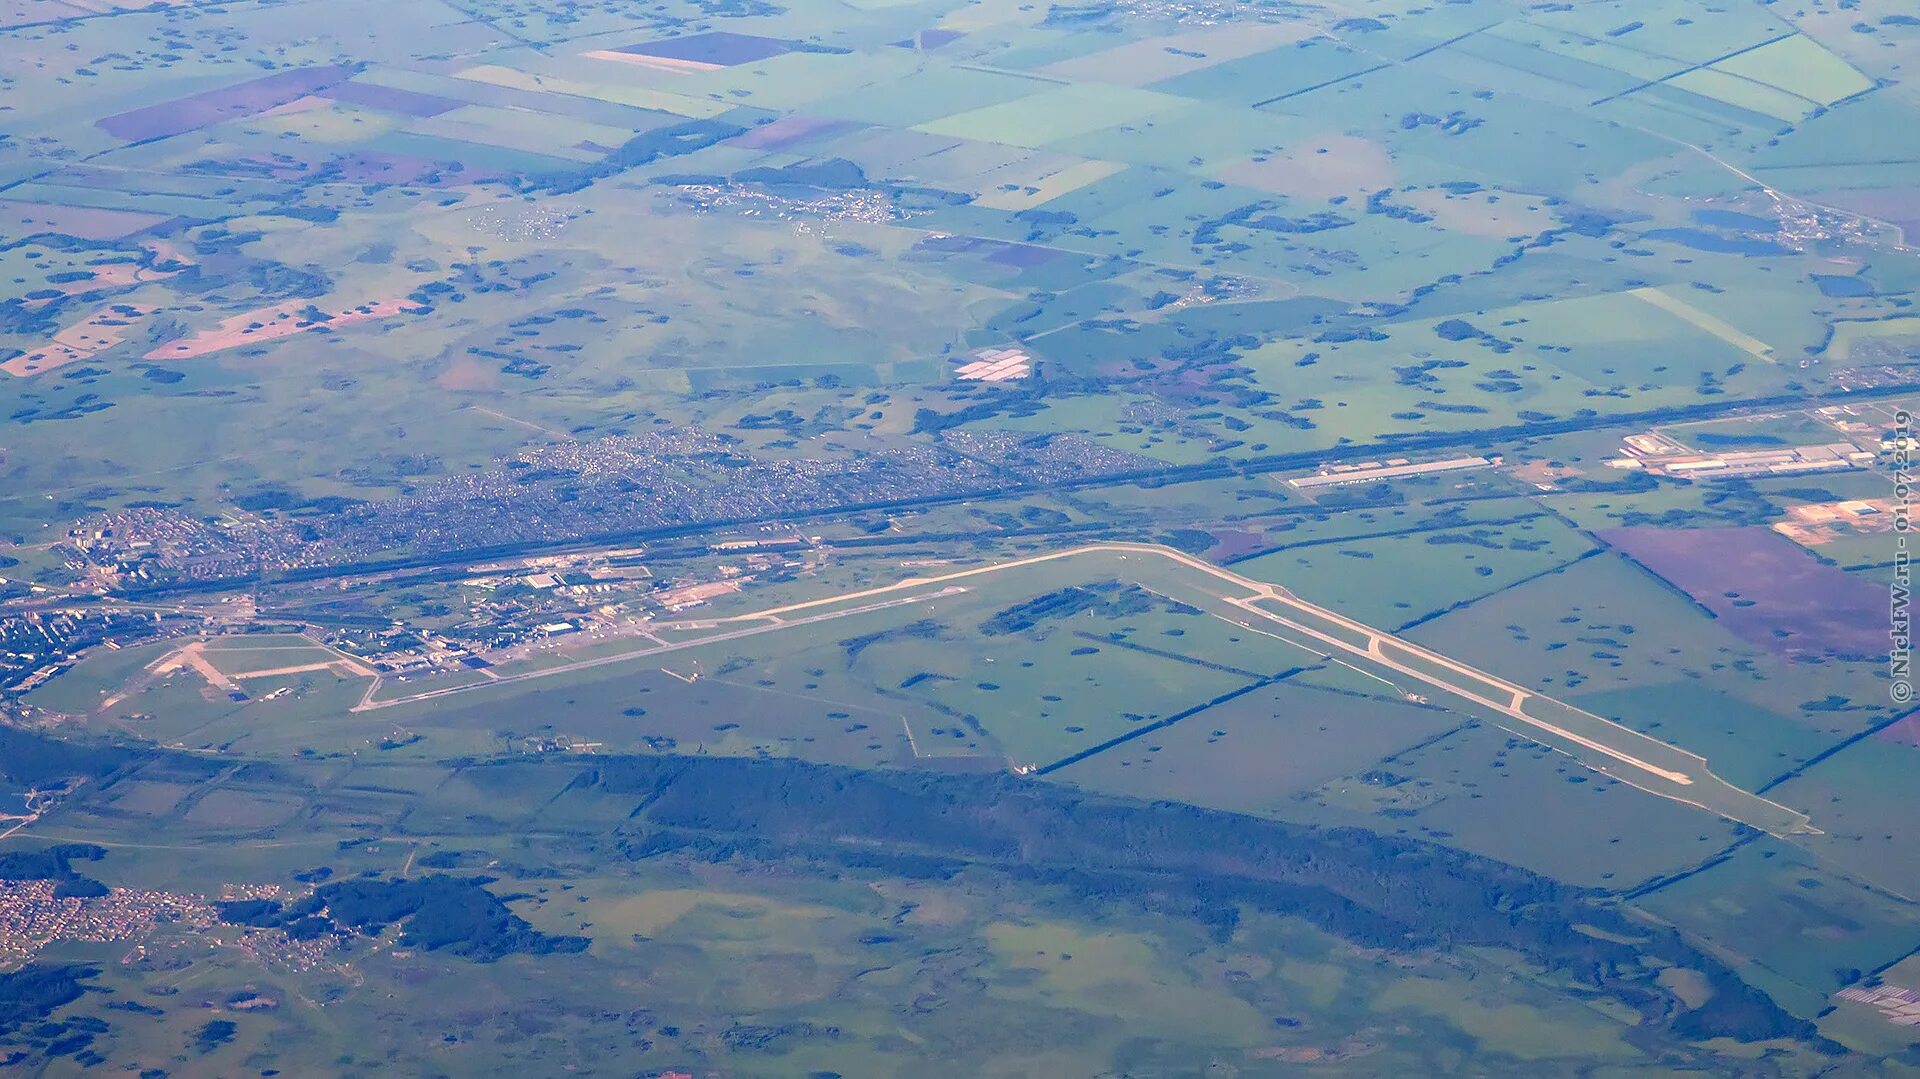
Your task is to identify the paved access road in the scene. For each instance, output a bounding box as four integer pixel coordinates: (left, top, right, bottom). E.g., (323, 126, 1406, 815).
(354, 542, 1814, 836)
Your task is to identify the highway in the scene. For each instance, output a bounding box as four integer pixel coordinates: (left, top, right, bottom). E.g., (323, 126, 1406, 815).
(102, 381, 1920, 602)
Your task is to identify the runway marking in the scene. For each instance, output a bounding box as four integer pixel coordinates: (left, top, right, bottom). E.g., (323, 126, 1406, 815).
(342, 542, 1812, 834)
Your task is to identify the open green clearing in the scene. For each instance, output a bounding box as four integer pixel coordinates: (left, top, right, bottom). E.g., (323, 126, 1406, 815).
(4, 0, 1920, 1070)
(1049, 681, 1462, 816)
(1633, 839, 1920, 1019)
(1291, 720, 1749, 890)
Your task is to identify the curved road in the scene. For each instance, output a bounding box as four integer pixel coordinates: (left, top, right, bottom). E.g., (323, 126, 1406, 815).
(351, 542, 1813, 836)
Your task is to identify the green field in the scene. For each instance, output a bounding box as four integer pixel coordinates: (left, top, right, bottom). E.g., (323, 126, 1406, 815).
(1291, 720, 1749, 889)
(1233, 515, 1594, 630)
(1049, 680, 1463, 815)
(5, 0, 1920, 1071)
(1633, 839, 1920, 1019)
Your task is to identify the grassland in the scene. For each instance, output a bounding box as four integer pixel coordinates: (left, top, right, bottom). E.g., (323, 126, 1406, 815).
(1232, 515, 1595, 630)
(3, 0, 1920, 1070)
(1291, 719, 1750, 889)
(300, 543, 1811, 838)
(1633, 839, 1920, 1019)
(1049, 680, 1462, 816)
(0, 737, 1860, 1076)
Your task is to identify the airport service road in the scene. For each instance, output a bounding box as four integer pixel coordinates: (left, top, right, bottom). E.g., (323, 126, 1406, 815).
(1099, 544, 1812, 837)
(350, 543, 1813, 836)
(350, 587, 967, 711)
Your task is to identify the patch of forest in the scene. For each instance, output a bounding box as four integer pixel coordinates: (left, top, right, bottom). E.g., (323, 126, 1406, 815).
(0, 843, 109, 898)
(981, 582, 1199, 636)
(567, 754, 1824, 1049)
(216, 874, 586, 962)
(0, 727, 1830, 1049)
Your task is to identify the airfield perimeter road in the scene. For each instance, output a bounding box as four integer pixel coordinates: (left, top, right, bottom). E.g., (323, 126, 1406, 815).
(109, 380, 1920, 601)
(352, 543, 1814, 838)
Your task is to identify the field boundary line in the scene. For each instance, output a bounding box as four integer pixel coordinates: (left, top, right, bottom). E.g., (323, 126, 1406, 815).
(343, 542, 1812, 835)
